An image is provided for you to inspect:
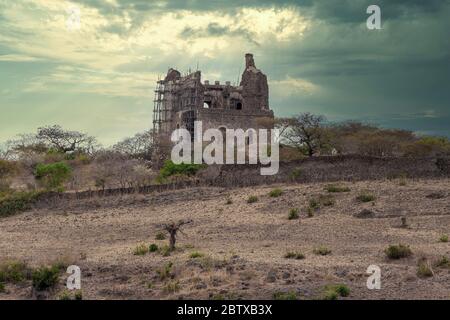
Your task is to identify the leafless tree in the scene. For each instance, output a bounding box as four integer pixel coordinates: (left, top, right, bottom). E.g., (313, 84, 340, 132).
(161, 219, 193, 251)
(113, 130, 154, 160)
(37, 125, 99, 154)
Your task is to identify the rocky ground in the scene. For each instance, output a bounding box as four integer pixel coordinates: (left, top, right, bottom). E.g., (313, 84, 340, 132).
(0, 178, 449, 300)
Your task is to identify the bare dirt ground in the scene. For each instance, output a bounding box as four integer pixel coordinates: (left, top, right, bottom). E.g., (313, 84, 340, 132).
(1, 178, 449, 300)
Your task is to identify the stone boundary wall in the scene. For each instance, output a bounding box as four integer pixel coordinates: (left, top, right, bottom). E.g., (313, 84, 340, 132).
(198, 155, 450, 187)
(36, 156, 450, 203)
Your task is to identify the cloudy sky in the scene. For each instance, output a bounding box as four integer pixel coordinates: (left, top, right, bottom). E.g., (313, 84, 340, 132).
(0, 0, 449, 146)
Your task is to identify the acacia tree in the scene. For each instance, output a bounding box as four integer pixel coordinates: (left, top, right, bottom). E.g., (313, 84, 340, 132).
(282, 113, 330, 157)
(37, 125, 99, 154)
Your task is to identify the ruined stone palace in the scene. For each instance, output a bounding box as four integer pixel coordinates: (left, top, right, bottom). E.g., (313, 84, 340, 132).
(152, 54, 274, 138)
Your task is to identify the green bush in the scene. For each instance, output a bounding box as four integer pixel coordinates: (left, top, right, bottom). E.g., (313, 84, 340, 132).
(163, 280, 180, 293)
(384, 244, 412, 259)
(158, 160, 205, 181)
(35, 162, 72, 191)
(149, 244, 159, 252)
(439, 235, 448, 243)
(435, 256, 450, 268)
(159, 245, 171, 257)
(307, 195, 335, 212)
(74, 290, 83, 300)
(322, 284, 350, 300)
(0, 260, 30, 283)
(288, 208, 299, 220)
(325, 185, 350, 193)
(32, 266, 60, 291)
(308, 198, 320, 209)
(247, 196, 258, 203)
(189, 251, 204, 259)
(58, 289, 82, 300)
(157, 262, 173, 281)
(356, 191, 376, 203)
(269, 188, 283, 198)
(313, 246, 331, 256)
(133, 244, 148, 256)
(0, 191, 44, 217)
(322, 289, 338, 300)
(0, 282, 5, 293)
(273, 291, 297, 300)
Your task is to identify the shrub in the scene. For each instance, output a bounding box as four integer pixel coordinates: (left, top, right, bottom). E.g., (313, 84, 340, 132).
(417, 259, 433, 278)
(435, 256, 450, 268)
(133, 243, 148, 256)
(404, 136, 450, 157)
(356, 191, 376, 203)
(313, 246, 331, 256)
(189, 251, 204, 259)
(164, 280, 180, 293)
(0, 282, 5, 293)
(306, 207, 314, 217)
(225, 197, 233, 205)
(32, 266, 60, 291)
(384, 244, 412, 259)
(332, 284, 350, 297)
(58, 289, 82, 300)
(149, 244, 159, 252)
(157, 262, 173, 281)
(0, 191, 44, 218)
(74, 290, 83, 300)
(288, 208, 299, 220)
(325, 185, 350, 193)
(273, 291, 297, 300)
(284, 252, 305, 260)
(0, 260, 30, 283)
(439, 235, 448, 243)
(155, 232, 166, 240)
(319, 194, 335, 207)
(158, 160, 205, 181)
(0, 159, 18, 179)
(58, 290, 71, 300)
(308, 198, 320, 209)
(35, 162, 72, 191)
(159, 245, 171, 257)
(0, 160, 18, 192)
(322, 284, 350, 300)
(322, 289, 338, 300)
(269, 188, 283, 198)
(247, 196, 258, 203)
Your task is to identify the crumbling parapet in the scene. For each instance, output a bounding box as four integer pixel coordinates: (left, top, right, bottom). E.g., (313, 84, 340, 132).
(152, 53, 273, 138)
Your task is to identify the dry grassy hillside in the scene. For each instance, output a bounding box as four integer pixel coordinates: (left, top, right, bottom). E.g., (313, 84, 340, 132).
(0, 178, 449, 300)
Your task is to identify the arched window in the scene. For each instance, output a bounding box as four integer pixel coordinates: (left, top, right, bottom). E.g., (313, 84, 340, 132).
(236, 102, 242, 110)
(203, 102, 210, 109)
